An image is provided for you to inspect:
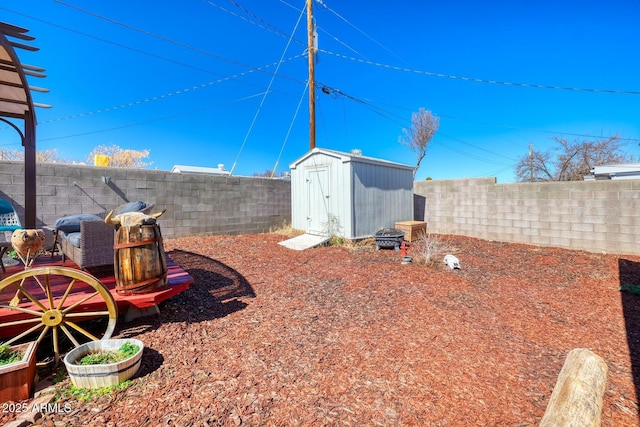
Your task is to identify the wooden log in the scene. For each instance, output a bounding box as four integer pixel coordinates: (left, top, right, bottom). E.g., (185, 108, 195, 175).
(539, 348, 608, 427)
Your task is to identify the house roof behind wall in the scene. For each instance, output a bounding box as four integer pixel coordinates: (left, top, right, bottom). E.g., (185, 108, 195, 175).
(585, 163, 640, 180)
(171, 164, 231, 175)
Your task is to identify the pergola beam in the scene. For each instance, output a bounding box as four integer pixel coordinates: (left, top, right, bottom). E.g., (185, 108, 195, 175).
(0, 21, 48, 228)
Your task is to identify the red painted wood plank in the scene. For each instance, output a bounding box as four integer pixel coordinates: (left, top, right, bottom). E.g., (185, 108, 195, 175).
(0, 254, 193, 339)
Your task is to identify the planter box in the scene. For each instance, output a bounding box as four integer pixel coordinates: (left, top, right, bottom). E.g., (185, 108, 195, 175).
(0, 341, 37, 402)
(394, 221, 427, 242)
(63, 339, 143, 389)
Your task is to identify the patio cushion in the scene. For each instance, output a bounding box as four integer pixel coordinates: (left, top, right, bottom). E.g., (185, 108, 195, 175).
(114, 201, 147, 215)
(0, 198, 14, 215)
(64, 232, 82, 248)
(0, 198, 21, 231)
(54, 214, 102, 233)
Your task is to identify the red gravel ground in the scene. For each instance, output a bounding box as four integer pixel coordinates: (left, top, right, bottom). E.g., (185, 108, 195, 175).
(2, 233, 640, 426)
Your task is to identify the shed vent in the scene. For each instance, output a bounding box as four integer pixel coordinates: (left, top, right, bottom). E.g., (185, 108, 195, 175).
(350, 149, 362, 156)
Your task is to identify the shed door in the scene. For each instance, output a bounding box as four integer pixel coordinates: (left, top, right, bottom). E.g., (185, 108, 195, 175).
(305, 167, 330, 235)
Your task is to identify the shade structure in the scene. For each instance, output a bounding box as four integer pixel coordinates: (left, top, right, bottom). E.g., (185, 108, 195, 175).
(0, 21, 48, 228)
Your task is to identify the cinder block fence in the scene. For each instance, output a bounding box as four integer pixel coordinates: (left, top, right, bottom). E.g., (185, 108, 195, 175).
(3, 160, 640, 255)
(414, 178, 640, 255)
(0, 160, 291, 239)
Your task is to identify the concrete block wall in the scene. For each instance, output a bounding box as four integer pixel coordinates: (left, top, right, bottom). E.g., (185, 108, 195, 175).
(414, 178, 640, 255)
(5, 159, 640, 255)
(0, 160, 291, 239)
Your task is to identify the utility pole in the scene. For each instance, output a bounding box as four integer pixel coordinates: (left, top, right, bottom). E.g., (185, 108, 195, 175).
(307, 0, 316, 150)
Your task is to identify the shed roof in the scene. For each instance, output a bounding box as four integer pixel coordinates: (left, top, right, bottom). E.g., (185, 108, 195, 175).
(289, 147, 414, 171)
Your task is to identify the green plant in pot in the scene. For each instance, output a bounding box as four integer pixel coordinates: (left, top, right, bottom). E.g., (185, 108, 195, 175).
(0, 344, 23, 365)
(0, 341, 38, 402)
(77, 341, 140, 365)
(64, 339, 144, 389)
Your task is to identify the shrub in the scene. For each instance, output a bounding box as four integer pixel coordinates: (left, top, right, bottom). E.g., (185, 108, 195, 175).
(77, 342, 140, 365)
(269, 221, 304, 238)
(411, 233, 456, 266)
(0, 344, 22, 365)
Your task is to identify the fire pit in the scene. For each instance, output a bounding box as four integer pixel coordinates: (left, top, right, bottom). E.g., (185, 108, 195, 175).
(374, 228, 405, 251)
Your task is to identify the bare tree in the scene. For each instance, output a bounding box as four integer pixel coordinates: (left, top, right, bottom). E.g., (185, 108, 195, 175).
(1, 144, 151, 168)
(87, 144, 152, 169)
(36, 149, 68, 164)
(399, 108, 440, 179)
(0, 148, 22, 161)
(253, 169, 287, 178)
(515, 134, 634, 182)
(0, 147, 69, 163)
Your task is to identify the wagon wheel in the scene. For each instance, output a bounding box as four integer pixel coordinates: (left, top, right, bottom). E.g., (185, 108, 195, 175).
(0, 267, 117, 364)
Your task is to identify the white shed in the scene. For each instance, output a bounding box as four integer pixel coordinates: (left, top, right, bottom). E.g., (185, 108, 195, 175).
(289, 148, 414, 240)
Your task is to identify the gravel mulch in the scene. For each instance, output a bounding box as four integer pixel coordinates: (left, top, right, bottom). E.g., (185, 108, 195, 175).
(2, 233, 639, 426)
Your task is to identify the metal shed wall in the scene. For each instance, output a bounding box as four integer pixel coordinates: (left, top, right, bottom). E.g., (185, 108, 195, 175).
(290, 148, 413, 240)
(350, 161, 413, 239)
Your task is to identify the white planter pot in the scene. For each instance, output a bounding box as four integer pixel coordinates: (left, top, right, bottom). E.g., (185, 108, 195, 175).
(63, 339, 143, 389)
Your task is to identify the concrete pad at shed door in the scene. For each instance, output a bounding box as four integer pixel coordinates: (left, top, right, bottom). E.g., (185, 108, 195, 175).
(278, 234, 331, 250)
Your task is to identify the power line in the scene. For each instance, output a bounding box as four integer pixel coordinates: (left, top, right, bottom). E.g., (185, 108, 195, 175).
(433, 139, 512, 166)
(0, 141, 22, 148)
(318, 85, 515, 165)
(319, 85, 407, 125)
(317, 28, 365, 59)
(276, 0, 365, 59)
(438, 132, 517, 161)
(471, 165, 514, 179)
(321, 49, 640, 96)
(40, 54, 304, 125)
(322, 87, 636, 163)
(271, 81, 309, 177)
(318, 85, 526, 166)
(203, 0, 306, 47)
(230, 3, 307, 175)
(10, 1, 636, 167)
(0, 6, 224, 76)
(293, 83, 639, 167)
(343, 97, 640, 144)
(1, 5, 308, 88)
(54, 0, 296, 73)
(314, 0, 407, 64)
(39, 92, 267, 142)
(50, 0, 312, 88)
(436, 114, 640, 145)
(25, 0, 638, 144)
(209, 0, 365, 60)
(1, 6, 312, 137)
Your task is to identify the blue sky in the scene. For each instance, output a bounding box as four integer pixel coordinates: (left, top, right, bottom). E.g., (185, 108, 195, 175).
(1, 0, 639, 182)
